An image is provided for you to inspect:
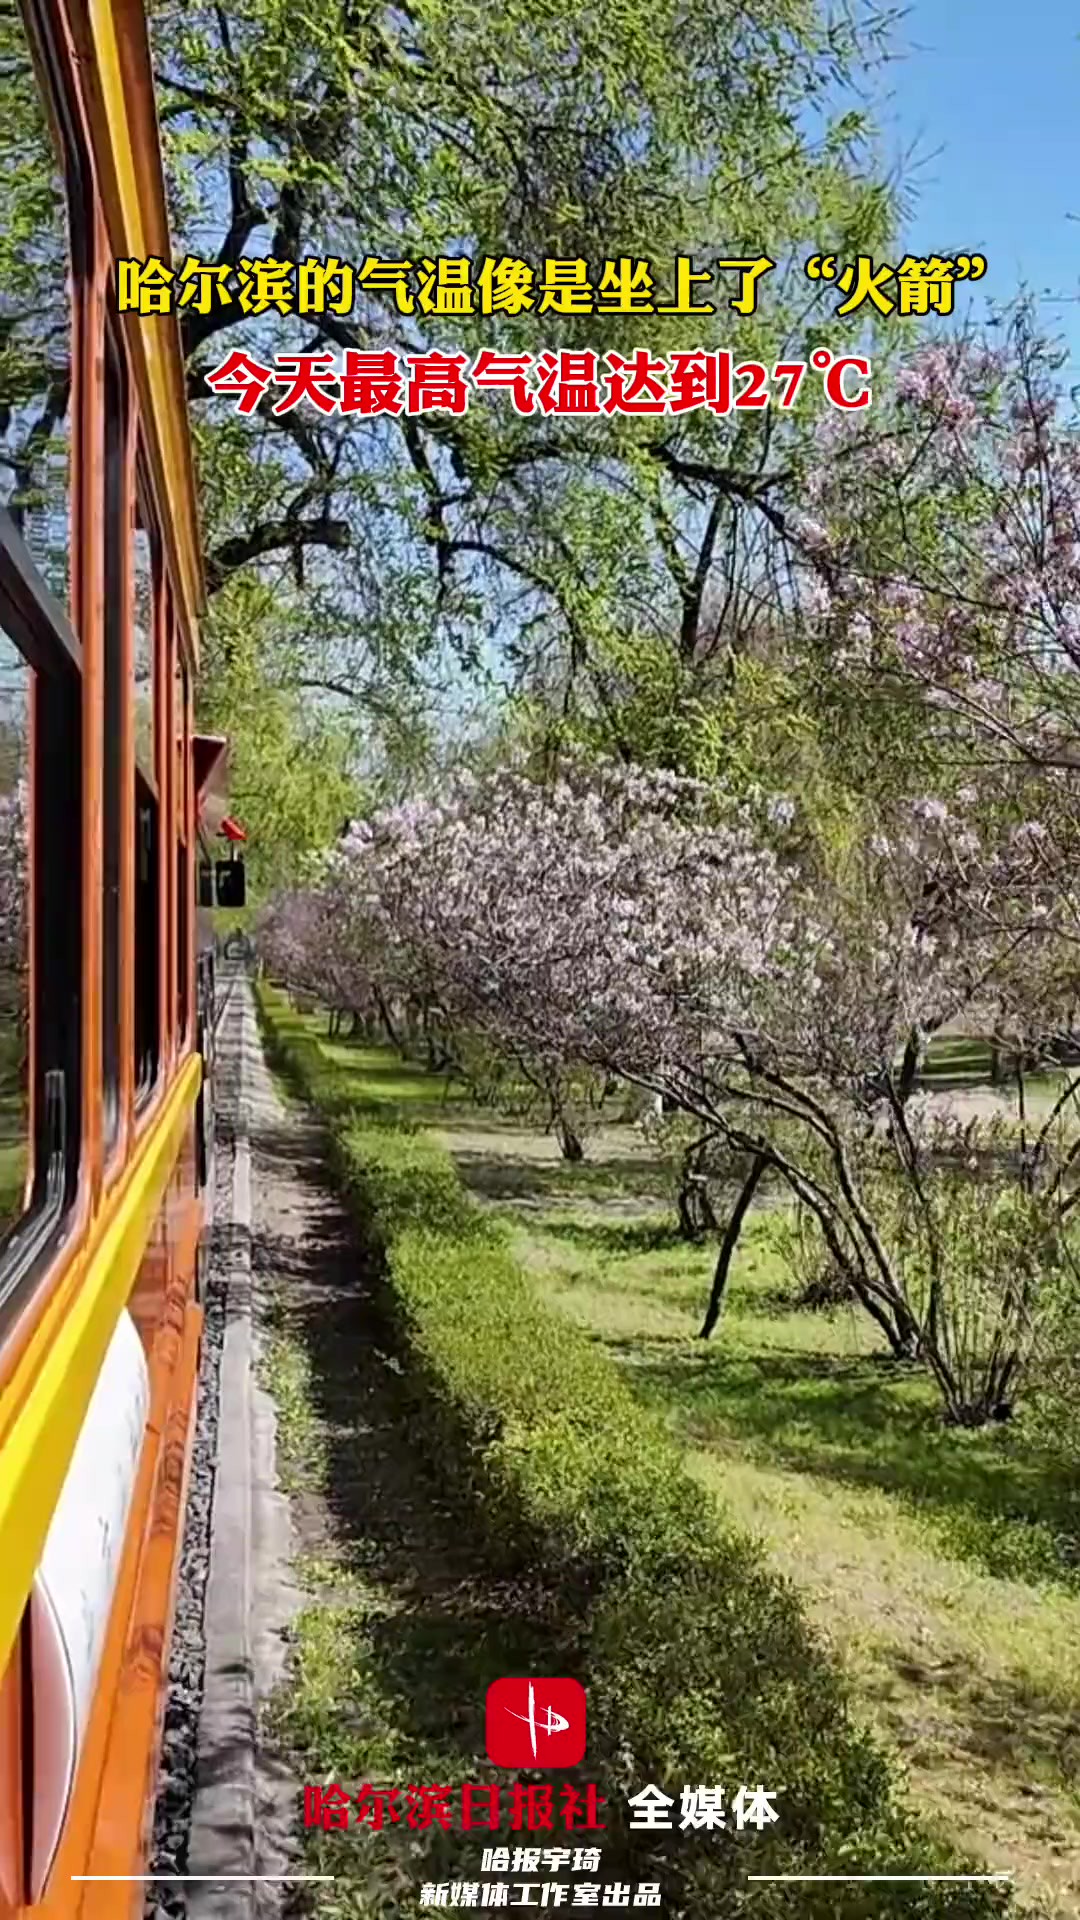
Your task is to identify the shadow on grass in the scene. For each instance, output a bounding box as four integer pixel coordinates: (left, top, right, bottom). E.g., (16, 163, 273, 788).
(527, 1215, 803, 1322)
(452, 1150, 668, 1207)
(533, 1215, 688, 1256)
(622, 1344, 1080, 1593)
(286, 1018, 643, 1133)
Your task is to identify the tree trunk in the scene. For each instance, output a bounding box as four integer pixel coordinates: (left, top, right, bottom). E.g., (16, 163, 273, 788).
(677, 1178, 717, 1241)
(373, 985, 405, 1055)
(677, 1137, 719, 1242)
(421, 1004, 453, 1072)
(896, 1026, 924, 1100)
(555, 1116, 585, 1162)
(699, 1153, 768, 1338)
(858, 1280, 920, 1360)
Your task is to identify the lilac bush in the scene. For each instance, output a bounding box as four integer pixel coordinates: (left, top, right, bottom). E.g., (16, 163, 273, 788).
(795, 315, 1080, 783)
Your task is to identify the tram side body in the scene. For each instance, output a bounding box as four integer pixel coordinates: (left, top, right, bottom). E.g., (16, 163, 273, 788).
(0, 0, 220, 1905)
(0, 948, 211, 1916)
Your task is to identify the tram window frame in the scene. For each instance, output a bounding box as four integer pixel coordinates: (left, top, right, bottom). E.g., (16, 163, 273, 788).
(0, 507, 83, 1332)
(101, 327, 128, 1159)
(132, 480, 161, 1111)
(0, 0, 88, 1335)
(176, 655, 190, 1046)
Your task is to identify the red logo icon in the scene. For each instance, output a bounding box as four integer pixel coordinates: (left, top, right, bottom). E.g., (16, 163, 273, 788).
(485, 1678, 587, 1768)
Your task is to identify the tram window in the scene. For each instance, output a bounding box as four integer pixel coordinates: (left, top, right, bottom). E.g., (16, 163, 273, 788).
(176, 657, 189, 1042)
(0, 634, 31, 1239)
(0, 1, 84, 1326)
(176, 842, 188, 1043)
(102, 333, 126, 1153)
(0, 516, 83, 1310)
(133, 494, 159, 1104)
(175, 656, 186, 835)
(135, 771, 159, 1099)
(0, 4, 74, 615)
(132, 516, 154, 783)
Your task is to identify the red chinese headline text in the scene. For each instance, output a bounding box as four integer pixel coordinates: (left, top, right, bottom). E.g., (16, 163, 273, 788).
(203, 346, 871, 419)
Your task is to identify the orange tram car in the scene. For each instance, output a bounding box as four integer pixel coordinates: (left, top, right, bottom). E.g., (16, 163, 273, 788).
(0, 0, 244, 1910)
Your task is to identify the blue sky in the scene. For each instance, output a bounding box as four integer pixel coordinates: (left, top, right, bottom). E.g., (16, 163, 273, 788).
(872, 0, 1080, 377)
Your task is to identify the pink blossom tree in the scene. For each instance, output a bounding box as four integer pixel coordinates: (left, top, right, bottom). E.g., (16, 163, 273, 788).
(254, 860, 611, 1152)
(787, 310, 1080, 792)
(316, 756, 1080, 1422)
(254, 886, 385, 1036)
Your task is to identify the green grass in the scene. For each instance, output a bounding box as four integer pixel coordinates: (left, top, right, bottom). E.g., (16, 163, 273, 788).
(920, 1036, 995, 1082)
(504, 1210, 1080, 1913)
(0, 1025, 28, 1229)
(258, 1313, 325, 1498)
(264, 1005, 1079, 1915)
(528, 1219, 1078, 1579)
(0, 1140, 26, 1229)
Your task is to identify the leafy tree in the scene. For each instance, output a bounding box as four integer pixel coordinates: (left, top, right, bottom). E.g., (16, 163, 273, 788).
(0, 0, 72, 602)
(196, 576, 361, 893)
(146, 0, 900, 705)
(1, 0, 926, 881)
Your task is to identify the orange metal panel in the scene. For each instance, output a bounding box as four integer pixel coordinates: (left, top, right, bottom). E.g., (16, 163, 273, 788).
(83, 1286, 202, 1910)
(0, 1638, 25, 1911)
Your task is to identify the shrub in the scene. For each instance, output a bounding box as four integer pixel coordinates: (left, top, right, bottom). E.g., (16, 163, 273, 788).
(772, 1199, 857, 1309)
